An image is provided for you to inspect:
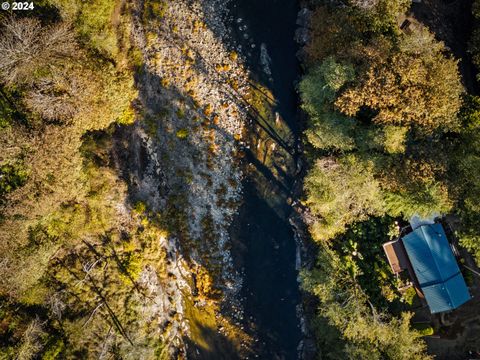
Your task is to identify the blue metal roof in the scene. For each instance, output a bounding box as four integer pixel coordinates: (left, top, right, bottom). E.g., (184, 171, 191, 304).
(402, 223, 471, 314)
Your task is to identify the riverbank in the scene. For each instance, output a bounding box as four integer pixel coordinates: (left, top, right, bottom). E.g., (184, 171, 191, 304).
(113, 0, 316, 357)
(115, 0, 254, 356)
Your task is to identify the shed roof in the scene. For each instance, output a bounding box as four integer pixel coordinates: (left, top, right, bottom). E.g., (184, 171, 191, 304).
(383, 240, 409, 274)
(402, 223, 471, 313)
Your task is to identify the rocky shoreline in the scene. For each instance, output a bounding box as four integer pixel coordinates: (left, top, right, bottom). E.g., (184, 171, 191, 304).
(115, 0, 256, 356)
(290, 5, 318, 360)
(113, 0, 319, 357)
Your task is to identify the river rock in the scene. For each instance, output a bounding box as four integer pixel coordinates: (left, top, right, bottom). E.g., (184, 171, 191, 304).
(295, 28, 310, 45)
(296, 8, 312, 28)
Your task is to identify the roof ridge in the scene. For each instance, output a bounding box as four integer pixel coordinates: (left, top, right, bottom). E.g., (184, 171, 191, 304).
(420, 270, 461, 288)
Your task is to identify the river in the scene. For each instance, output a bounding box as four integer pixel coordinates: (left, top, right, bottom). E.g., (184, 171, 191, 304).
(227, 0, 303, 359)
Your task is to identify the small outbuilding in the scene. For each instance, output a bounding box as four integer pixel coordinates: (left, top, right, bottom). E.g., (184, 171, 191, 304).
(383, 240, 409, 274)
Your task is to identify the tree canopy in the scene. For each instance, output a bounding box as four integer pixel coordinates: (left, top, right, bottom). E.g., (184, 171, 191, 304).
(299, 1, 472, 358)
(335, 30, 463, 131)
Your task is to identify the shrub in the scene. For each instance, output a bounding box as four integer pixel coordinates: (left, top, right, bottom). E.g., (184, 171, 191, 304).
(176, 128, 189, 139)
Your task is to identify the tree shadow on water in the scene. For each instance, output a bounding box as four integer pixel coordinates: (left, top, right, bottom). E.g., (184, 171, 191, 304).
(184, 322, 242, 360)
(229, 182, 301, 360)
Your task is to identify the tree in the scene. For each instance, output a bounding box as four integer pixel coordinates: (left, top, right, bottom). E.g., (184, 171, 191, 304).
(382, 126, 408, 154)
(16, 319, 46, 360)
(336, 28, 463, 131)
(305, 6, 361, 65)
(0, 14, 136, 238)
(355, 0, 410, 33)
(304, 112, 356, 151)
(24, 76, 79, 122)
(304, 155, 385, 241)
(47, 0, 119, 58)
(383, 183, 452, 219)
(0, 17, 77, 86)
(299, 57, 357, 151)
(374, 155, 453, 218)
(301, 245, 431, 360)
(448, 98, 480, 264)
(300, 57, 355, 114)
(306, 0, 409, 63)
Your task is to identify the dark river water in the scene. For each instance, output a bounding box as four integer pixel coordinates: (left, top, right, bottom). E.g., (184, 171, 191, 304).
(227, 1, 303, 359)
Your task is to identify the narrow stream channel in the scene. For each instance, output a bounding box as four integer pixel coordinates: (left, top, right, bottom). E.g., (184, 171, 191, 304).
(227, 1, 303, 358)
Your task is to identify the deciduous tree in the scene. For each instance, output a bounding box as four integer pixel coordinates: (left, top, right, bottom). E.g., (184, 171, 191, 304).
(336, 28, 463, 131)
(0, 17, 76, 86)
(305, 156, 385, 241)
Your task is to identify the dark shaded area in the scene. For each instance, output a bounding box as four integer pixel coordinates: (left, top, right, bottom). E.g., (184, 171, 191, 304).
(0, 2, 62, 25)
(184, 322, 241, 360)
(225, 0, 305, 358)
(231, 181, 300, 360)
(243, 148, 291, 195)
(226, 0, 304, 359)
(0, 296, 61, 351)
(228, 0, 302, 137)
(411, 0, 480, 94)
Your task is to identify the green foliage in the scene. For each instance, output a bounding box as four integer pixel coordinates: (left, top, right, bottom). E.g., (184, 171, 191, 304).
(0, 12, 136, 241)
(304, 111, 356, 151)
(382, 126, 408, 154)
(3, 149, 120, 300)
(117, 105, 136, 125)
(301, 2, 462, 232)
(47, 0, 118, 58)
(443, 96, 480, 264)
(41, 339, 65, 360)
(372, 155, 454, 219)
(133, 200, 147, 214)
(301, 245, 430, 359)
(79, 0, 118, 56)
(459, 95, 480, 129)
(0, 5, 157, 358)
(0, 162, 28, 199)
(336, 217, 401, 307)
(305, 156, 385, 241)
(412, 323, 434, 336)
(456, 209, 480, 264)
(0, 135, 169, 357)
(176, 128, 189, 139)
(300, 57, 355, 114)
(145, 0, 168, 20)
(301, 1, 467, 356)
(348, 0, 410, 35)
(299, 57, 357, 151)
(384, 183, 452, 219)
(336, 29, 463, 131)
(402, 287, 417, 307)
(0, 91, 15, 129)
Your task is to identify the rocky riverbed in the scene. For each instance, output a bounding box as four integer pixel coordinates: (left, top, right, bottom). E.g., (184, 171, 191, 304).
(114, 0, 314, 357)
(114, 0, 259, 357)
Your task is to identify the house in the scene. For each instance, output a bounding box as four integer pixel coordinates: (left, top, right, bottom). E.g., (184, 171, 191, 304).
(383, 223, 471, 314)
